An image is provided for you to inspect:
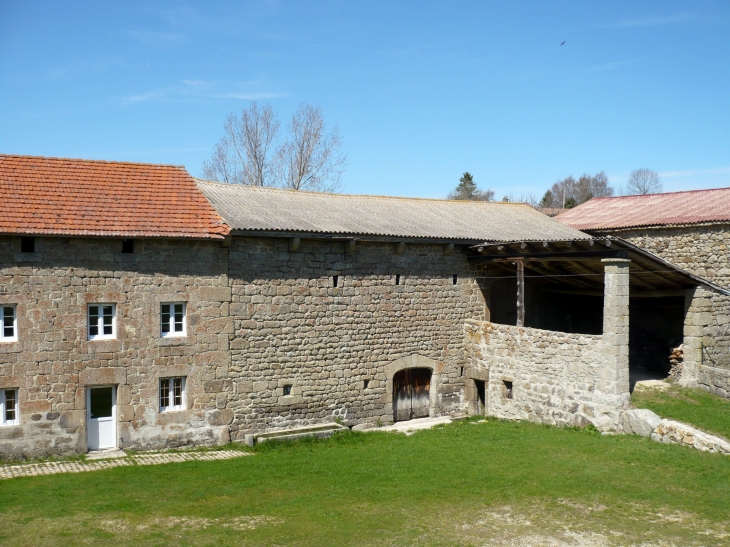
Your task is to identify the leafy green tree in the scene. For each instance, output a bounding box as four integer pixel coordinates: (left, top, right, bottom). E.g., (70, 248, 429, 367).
(448, 172, 494, 201)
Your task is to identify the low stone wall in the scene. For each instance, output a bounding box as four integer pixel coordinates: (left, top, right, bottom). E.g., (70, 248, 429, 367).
(464, 320, 625, 430)
(651, 420, 730, 455)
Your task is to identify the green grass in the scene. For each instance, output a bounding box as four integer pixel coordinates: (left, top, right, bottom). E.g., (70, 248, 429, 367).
(632, 384, 730, 440)
(1, 419, 729, 546)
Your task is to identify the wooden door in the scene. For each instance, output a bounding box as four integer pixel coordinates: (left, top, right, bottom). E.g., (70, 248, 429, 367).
(393, 368, 431, 422)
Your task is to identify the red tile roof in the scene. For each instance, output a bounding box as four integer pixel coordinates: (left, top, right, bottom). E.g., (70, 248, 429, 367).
(0, 154, 229, 239)
(556, 187, 730, 230)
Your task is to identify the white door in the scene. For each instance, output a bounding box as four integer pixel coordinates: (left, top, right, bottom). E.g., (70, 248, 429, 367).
(87, 386, 116, 450)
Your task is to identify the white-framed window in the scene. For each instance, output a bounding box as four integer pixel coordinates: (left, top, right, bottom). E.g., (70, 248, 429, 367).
(1, 388, 19, 426)
(160, 302, 186, 337)
(88, 304, 116, 340)
(160, 377, 186, 412)
(0, 305, 17, 342)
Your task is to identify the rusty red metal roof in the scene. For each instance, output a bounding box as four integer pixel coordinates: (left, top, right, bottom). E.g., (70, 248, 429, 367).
(555, 187, 730, 230)
(0, 154, 229, 239)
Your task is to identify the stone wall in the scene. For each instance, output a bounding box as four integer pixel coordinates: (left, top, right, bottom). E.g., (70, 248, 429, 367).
(226, 237, 485, 439)
(610, 224, 730, 288)
(0, 236, 232, 460)
(463, 320, 624, 429)
(604, 226, 730, 397)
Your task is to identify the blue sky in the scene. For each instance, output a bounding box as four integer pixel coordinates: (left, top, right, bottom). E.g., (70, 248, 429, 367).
(1, 1, 729, 199)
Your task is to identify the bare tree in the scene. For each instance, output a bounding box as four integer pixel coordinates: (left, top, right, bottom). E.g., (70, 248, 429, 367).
(626, 168, 662, 195)
(276, 103, 347, 192)
(540, 171, 613, 209)
(201, 102, 280, 186)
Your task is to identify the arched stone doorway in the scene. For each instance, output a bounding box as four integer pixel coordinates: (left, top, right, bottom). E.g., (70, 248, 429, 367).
(385, 354, 444, 422)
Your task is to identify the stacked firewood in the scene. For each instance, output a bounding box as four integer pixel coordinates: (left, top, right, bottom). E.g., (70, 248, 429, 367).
(668, 344, 684, 381)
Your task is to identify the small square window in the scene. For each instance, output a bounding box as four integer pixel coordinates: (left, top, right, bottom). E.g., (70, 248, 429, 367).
(363, 379, 370, 389)
(332, 275, 339, 288)
(0, 305, 17, 342)
(395, 274, 401, 286)
(1, 388, 19, 426)
(121, 239, 134, 253)
(160, 377, 186, 412)
(453, 274, 458, 285)
(20, 237, 35, 253)
(160, 302, 186, 337)
(283, 384, 292, 396)
(88, 304, 116, 340)
(503, 380, 513, 400)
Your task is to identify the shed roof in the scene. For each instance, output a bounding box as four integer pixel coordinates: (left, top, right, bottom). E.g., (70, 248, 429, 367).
(0, 154, 229, 239)
(556, 187, 730, 230)
(195, 179, 589, 243)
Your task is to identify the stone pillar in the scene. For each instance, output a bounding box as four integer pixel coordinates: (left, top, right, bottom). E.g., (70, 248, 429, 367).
(681, 286, 711, 388)
(601, 258, 631, 408)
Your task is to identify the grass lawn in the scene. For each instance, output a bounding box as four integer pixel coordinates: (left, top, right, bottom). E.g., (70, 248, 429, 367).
(1, 419, 729, 546)
(632, 384, 730, 440)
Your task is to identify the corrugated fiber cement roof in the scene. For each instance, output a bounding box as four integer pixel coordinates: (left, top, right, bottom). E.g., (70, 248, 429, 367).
(195, 179, 589, 242)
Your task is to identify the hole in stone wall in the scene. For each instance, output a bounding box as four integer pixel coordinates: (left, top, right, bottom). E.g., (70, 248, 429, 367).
(363, 379, 370, 389)
(20, 237, 35, 253)
(395, 274, 401, 285)
(460, 367, 464, 376)
(332, 275, 339, 287)
(453, 274, 458, 285)
(121, 239, 134, 253)
(283, 384, 292, 396)
(502, 380, 513, 400)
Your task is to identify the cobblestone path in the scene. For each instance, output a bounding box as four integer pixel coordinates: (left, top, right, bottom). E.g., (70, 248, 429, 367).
(0, 450, 251, 480)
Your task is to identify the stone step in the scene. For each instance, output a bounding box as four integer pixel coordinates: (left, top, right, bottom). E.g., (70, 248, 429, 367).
(86, 448, 127, 460)
(251, 423, 348, 445)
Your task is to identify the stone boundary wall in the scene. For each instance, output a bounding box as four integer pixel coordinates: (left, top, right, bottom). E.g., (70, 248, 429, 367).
(0, 236, 232, 460)
(651, 419, 730, 455)
(464, 320, 622, 429)
(226, 238, 485, 439)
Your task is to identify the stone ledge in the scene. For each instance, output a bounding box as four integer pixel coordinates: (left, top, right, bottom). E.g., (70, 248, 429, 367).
(651, 419, 730, 455)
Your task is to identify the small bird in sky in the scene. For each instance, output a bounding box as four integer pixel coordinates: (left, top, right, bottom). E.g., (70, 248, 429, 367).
(560, 41, 566, 46)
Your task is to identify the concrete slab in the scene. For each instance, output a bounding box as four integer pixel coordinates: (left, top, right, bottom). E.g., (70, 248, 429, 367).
(378, 416, 453, 436)
(86, 448, 126, 460)
(634, 379, 671, 391)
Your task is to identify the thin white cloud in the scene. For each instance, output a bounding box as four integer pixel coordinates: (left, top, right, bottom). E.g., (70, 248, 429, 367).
(122, 91, 166, 104)
(119, 85, 287, 105)
(588, 58, 641, 73)
(209, 92, 289, 100)
(128, 30, 186, 48)
(602, 13, 700, 29)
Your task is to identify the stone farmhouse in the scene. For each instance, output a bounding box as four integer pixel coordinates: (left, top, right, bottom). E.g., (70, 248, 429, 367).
(557, 189, 730, 398)
(1, 154, 728, 460)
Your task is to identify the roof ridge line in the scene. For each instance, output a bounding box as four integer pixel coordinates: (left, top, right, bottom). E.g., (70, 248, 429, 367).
(194, 178, 531, 207)
(0, 153, 185, 169)
(590, 186, 730, 200)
